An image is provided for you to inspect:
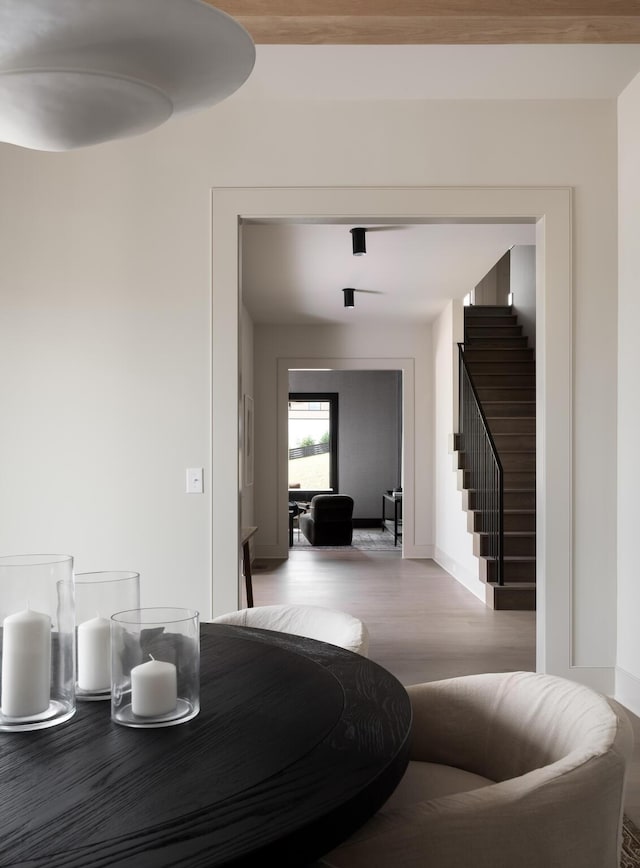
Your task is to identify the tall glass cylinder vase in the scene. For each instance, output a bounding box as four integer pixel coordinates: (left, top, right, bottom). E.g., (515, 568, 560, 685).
(75, 571, 140, 700)
(111, 607, 199, 728)
(0, 554, 75, 732)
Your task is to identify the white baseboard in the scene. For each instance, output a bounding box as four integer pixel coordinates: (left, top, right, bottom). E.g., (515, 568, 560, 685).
(257, 543, 437, 559)
(255, 545, 288, 560)
(615, 666, 640, 717)
(433, 547, 484, 602)
(402, 543, 434, 559)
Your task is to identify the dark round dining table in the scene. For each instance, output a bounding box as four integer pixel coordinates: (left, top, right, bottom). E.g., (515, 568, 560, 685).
(0, 622, 412, 867)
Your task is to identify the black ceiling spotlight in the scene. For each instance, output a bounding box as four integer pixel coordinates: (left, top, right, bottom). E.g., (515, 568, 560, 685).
(343, 288, 355, 308)
(350, 227, 367, 256)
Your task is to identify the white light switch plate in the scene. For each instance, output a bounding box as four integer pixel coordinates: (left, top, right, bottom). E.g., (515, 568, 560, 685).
(186, 467, 204, 494)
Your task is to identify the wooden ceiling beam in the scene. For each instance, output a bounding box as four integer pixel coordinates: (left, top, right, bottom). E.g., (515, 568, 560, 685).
(212, 1, 639, 15)
(225, 15, 640, 45)
(207, 2, 640, 44)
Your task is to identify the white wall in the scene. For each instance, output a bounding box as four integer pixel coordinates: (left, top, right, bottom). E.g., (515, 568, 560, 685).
(253, 323, 432, 560)
(511, 245, 537, 352)
(433, 301, 483, 599)
(0, 97, 618, 673)
(240, 305, 255, 532)
(473, 251, 510, 306)
(617, 74, 640, 715)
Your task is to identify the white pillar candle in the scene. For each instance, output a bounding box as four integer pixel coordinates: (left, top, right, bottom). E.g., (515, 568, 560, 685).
(77, 616, 111, 691)
(131, 656, 177, 717)
(1, 608, 51, 717)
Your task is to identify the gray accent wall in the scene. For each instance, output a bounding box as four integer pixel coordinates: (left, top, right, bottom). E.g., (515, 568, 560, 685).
(289, 370, 402, 521)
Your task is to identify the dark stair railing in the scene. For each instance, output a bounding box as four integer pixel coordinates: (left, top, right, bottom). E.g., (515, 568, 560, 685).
(458, 343, 504, 585)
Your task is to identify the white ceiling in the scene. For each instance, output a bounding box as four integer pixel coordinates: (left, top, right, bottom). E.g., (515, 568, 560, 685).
(242, 222, 536, 326)
(239, 44, 638, 328)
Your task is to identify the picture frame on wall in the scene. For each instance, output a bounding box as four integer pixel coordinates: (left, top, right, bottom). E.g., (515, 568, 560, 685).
(244, 394, 254, 486)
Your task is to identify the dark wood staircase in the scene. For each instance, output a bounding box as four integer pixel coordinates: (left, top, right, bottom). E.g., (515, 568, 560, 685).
(459, 305, 536, 611)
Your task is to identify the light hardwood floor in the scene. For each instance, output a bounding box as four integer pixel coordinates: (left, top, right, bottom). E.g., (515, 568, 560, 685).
(249, 547, 640, 828)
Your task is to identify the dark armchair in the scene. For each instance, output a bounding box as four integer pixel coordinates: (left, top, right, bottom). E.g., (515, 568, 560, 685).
(299, 495, 354, 546)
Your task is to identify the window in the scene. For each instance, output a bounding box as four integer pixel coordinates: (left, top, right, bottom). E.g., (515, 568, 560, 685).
(288, 392, 338, 496)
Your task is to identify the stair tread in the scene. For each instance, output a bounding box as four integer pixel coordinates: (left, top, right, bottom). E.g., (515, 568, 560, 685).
(477, 530, 536, 536)
(472, 507, 535, 512)
(484, 555, 536, 562)
(488, 581, 536, 590)
(473, 528, 536, 536)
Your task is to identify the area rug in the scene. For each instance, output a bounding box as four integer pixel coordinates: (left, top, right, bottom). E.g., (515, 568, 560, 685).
(623, 815, 640, 867)
(291, 528, 400, 552)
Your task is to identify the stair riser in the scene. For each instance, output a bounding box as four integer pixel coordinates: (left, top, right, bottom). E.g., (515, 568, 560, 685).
(466, 361, 535, 375)
(481, 559, 536, 583)
(504, 471, 536, 487)
(504, 491, 536, 509)
(464, 349, 534, 363)
(505, 514, 536, 532)
(467, 337, 529, 349)
(465, 306, 512, 318)
(472, 374, 535, 388)
(475, 534, 536, 557)
(492, 433, 536, 451)
(485, 584, 536, 611)
(465, 316, 518, 328)
(459, 451, 535, 471)
(467, 490, 536, 510)
(500, 453, 536, 471)
(484, 402, 536, 417)
(476, 387, 536, 402)
(471, 512, 535, 533)
(461, 470, 535, 488)
(466, 326, 523, 338)
(488, 417, 536, 434)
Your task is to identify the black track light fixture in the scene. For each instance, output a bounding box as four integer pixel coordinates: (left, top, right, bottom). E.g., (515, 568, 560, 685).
(343, 288, 355, 308)
(350, 227, 367, 256)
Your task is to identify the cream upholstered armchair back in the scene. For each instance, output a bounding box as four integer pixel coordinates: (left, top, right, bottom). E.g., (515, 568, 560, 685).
(211, 604, 369, 657)
(320, 671, 633, 868)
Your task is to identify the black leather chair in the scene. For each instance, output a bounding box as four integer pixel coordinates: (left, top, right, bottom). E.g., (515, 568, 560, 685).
(299, 495, 354, 546)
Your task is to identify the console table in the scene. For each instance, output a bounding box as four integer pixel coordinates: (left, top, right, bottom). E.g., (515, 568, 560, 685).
(288, 501, 309, 546)
(241, 525, 257, 607)
(382, 492, 403, 546)
(0, 623, 411, 867)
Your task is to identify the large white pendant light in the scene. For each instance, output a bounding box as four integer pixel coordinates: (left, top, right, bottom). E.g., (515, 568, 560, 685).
(0, 0, 256, 151)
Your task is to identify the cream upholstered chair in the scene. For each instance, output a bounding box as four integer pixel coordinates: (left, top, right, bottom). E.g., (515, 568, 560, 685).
(211, 604, 369, 656)
(319, 671, 633, 868)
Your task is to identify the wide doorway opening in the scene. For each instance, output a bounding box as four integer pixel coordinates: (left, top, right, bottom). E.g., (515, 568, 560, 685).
(211, 185, 572, 680)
